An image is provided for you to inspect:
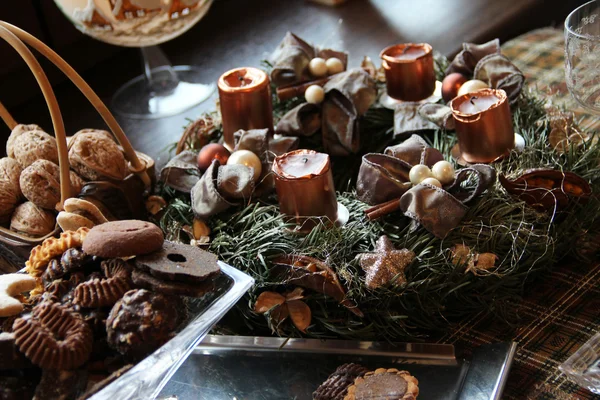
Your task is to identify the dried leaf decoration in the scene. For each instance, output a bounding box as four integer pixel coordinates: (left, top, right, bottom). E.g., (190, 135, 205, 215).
(499, 169, 592, 213)
(272, 255, 363, 317)
(450, 244, 498, 275)
(254, 288, 312, 333)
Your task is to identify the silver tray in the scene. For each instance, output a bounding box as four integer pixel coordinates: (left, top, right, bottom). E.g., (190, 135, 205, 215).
(89, 262, 254, 400)
(160, 335, 517, 399)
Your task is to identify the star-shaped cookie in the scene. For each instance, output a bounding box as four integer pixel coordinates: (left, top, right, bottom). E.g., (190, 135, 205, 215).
(358, 236, 415, 289)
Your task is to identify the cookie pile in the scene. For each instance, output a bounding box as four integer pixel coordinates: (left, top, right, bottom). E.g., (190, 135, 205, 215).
(0, 124, 129, 238)
(0, 219, 221, 400)
(314, 363, 419, 400)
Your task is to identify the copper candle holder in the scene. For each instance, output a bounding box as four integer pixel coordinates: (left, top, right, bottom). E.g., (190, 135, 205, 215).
(380, 43, 435, 101)
(450, 88, 514, 164)
(273, 149, 338, 231)
(218, 67, 274, 150)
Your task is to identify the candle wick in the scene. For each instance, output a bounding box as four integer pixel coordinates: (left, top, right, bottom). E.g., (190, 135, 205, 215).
(402, 46, 409, 54)
(302, 157, 308, 164)
(469, 96, 478, 105)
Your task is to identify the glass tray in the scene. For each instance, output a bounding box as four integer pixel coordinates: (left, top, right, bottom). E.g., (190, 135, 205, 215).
(89, 262, 254, 400)
(160, 335, 517, 400)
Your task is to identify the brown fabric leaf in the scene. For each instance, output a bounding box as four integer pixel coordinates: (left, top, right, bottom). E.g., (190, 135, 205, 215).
(270, 32, 315, 87)
(474, 54, 524, 104)
(446, 39, 501, 76)
(285, 287, 305, 302)
(287, 300, 311, 333)
(356, 153, 412, 206)
(159, 150, 200, 193)
(275, 103, 321, 137)
(384, 134, 444, 167)
(254, 291, 286, 313)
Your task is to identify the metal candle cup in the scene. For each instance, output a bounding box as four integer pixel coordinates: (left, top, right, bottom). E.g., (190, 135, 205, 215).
(450, 88, 514, 163)
(218, 67, 274, 150)
(380, 43, 435, 101)
(273, 149, 338, 230)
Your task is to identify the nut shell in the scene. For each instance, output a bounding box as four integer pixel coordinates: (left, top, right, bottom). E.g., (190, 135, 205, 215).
(6, 124, 42, 159)
(20, 160, 61, 210)
(68, 129, 127, 181)
(10, 202, 55, 237)
(0, 180, 19, 225)
(0, 157, 23, 197)
(11, 128, 58, 168)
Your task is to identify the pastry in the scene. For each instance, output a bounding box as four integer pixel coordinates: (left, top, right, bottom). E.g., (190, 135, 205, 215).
(73, 259, 132, 308)
(106, 289, 179, 359)
(33, 368, 88, 400)
(82, 220, 164, 258)
(344, 368, 419, 400)
(12, 301, 93, 370)
(26, 227, 90, 278)
(68, 129, 127, 181)
(313, 363, 370, 400)
(0, 332, 31, 370)
(10, 202, 56, 237)
(131, 268, 216, 297)
(135, 241, 220, 282)
(0, 157, 23, 196)
(0, 274, 36, 317)
(10, 126, 58, 168)
(0, 180, 20, 225)
(57, 198, 109, 232)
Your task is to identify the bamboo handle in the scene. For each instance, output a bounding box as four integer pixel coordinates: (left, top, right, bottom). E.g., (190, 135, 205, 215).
(0, 25, 71, 210)
(0, 100, 17, 130)
(0, 21, 151, 189)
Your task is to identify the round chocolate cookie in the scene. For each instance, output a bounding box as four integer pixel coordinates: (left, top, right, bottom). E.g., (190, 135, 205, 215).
(313, 363, 370, 400)
(106, 289, 180, 359)
(131, 268, 216, 297)
(83, 220, 164, 258)
(344, 368, 419, 400)
(135, 241, 220, 283)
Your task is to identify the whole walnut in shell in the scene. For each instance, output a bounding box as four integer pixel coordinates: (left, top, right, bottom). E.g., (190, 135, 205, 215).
(10, 201, 56, 237)
(19, 159, 85, 210)
(0, 157, 23, 197)
(0, 180, 19, 225)
(6, 124, 43, 158)
(10, 126, 58, 168)
(69, 129, 127, 181)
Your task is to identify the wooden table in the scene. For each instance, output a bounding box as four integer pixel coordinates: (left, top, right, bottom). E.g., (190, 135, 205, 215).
(0, 0, 581, 167)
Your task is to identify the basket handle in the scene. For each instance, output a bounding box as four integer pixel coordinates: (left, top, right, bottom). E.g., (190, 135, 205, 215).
(0, 24, 72, 210)
(0, 21, 151, 189)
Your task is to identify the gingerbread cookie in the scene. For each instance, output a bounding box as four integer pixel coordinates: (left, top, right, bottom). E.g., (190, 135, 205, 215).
(344, 368, 419, 400)
(131, 268, 216, 297)
(0, 274, 36, 317)
(82, 220, 164, 258)
(135, 241, 220, 283)
(314, 363, 370, 400)
(106, 289, 180, 359)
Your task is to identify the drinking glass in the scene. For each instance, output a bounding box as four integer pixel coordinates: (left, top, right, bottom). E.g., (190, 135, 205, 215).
(565, 0, 600, 115)
(54, 0, 215, 119)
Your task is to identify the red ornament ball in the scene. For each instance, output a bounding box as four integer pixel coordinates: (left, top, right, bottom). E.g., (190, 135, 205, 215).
(197, 143, 230, 171)
(441, 73, 468, 103)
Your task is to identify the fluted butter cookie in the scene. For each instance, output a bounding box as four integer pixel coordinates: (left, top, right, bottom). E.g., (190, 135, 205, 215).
(344, 368, 419, 400)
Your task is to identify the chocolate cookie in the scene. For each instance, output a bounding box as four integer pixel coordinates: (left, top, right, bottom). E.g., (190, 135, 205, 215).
(106, 289, 179, 359)
(135, 241, 220, 283)
(83, 220, 164, 258)
(0, 332, 31, 370)
(344, 368, 419, 400)
(132, 268, 216, 297)
(313, 363, 370, 400)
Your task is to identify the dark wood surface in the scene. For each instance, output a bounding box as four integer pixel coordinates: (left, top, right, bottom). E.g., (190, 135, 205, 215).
(0, 0, 580, 168)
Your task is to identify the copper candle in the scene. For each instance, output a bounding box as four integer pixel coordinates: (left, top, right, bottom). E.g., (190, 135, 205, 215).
(218, 67, 274, 149)
(450, 88, 514, 163)
(273, 149, 338, 229)
(380, 43, 435, 101)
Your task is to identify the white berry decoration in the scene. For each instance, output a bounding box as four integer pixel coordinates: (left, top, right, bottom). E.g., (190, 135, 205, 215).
(431, 160, 455, 185)
(325, 57, 344, 75)
(421, 177, 442, 188)
(409, 164, 432, 185)
(308, 57, 328, 78)
(305, 85, 325, 104)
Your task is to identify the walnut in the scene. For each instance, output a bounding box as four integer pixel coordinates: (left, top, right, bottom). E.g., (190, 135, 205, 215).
(0, 157, 23, 197)
(10, 201, 56, 237)
(69, 170, 85, 196)
(20, 160, 61, 210)
(0, 180, 19, 225)
(6, 124, 42, 158)
(68, 129, 127, 181)
(10, 127, 58, 168)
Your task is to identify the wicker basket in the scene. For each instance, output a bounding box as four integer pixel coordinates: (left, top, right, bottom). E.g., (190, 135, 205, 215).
(0, 21, 153, 246)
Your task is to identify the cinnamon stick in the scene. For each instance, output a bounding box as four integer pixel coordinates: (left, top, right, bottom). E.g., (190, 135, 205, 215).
(276, 77, 331, 101)
(365, 198, 401, 221)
